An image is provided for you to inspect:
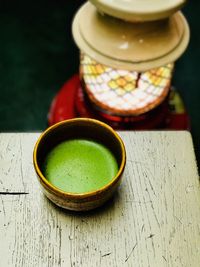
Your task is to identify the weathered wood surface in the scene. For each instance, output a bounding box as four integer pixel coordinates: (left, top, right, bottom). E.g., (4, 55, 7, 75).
(0, 132, 199, 267)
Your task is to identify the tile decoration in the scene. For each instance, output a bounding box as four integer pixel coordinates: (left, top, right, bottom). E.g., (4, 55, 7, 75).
(81, 54, 174, 115)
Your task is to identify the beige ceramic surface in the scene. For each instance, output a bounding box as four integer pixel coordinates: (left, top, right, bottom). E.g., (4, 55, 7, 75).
(72, 2, 190, 71)
(80, 3, 184, 62)
(90, 0, 186, 21)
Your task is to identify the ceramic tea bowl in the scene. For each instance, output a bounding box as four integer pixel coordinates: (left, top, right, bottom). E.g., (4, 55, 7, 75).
(33, 118, 126, 211)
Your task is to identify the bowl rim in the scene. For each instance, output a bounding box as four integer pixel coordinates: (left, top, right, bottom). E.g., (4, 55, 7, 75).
(33, 118, 126, 199)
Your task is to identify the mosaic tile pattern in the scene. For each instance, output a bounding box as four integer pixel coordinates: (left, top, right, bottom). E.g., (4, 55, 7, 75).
(81, 54, 174, 115)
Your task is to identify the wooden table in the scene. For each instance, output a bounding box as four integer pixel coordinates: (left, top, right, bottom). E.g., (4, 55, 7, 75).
(0, 132, 199, 266)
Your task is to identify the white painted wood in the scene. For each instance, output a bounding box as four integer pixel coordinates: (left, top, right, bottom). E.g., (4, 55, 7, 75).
(0, 131, 199, 267)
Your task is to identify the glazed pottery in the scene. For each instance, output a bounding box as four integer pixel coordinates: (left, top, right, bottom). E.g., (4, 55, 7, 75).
(33, 118, 126, 211)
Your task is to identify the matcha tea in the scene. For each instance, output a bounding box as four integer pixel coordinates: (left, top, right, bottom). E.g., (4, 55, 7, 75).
(43, 139, 118, 193)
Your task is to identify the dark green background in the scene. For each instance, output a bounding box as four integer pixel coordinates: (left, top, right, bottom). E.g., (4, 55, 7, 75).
(0, 0, 199, 165)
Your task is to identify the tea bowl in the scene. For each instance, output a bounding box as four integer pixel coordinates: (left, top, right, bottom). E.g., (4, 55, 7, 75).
(33, 118, 126, 211)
